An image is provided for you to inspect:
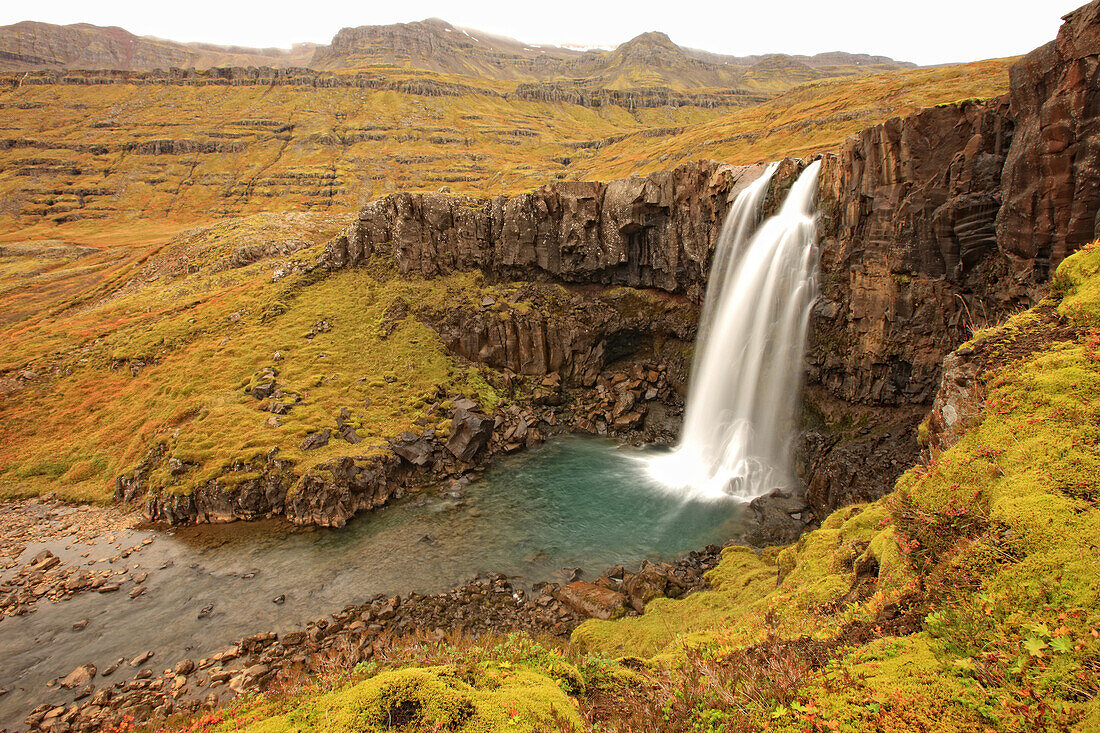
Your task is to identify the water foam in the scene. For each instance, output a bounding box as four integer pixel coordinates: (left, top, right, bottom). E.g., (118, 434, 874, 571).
(646, 160, 822, 502)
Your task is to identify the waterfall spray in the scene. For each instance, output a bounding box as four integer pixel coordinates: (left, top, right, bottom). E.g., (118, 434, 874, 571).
(646, 160, 822, 502)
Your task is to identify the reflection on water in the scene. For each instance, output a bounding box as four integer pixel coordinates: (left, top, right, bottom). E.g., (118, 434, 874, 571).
(0, 437, 744, 727)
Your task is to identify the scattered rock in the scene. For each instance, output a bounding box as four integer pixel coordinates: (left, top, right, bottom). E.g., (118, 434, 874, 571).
(129, 651, 154, 667)
(59, 664, 96, 689)
(300, 428, 331, 451)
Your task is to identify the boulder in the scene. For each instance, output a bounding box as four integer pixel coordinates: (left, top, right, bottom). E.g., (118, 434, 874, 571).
(445, 408, 494, 461)
(392, 436, 433, 466)
(623, 564, 671, 612)
(340, 425, 362, 444)
(59, 664, 96, 689)
(251, 381, 276, 400)
(300, 428, 331, 451)
(557, 581, 628, 620)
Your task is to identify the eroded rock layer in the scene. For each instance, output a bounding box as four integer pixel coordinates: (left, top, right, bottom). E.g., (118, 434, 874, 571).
(997, 1, 1100, 282)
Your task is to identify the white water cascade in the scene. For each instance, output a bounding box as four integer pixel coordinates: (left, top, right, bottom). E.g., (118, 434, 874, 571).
(646, 160, 822, 502)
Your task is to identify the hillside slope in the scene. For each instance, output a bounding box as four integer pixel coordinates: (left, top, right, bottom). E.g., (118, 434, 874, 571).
(0, 57, 1010, 238)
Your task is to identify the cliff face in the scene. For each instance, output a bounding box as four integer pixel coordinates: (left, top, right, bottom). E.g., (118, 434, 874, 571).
(997, 0, 1100, 282)
(812, 0, 1100, 408)
(323, 160, 778, 303)
(814, 100, 1015, 406)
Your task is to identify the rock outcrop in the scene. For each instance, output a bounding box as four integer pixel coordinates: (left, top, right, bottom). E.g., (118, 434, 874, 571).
(322, 160, 774, 301)
(997, 0, 1100, 283)
(814, 100, 1015, 406)
(923, 349, 985, 454)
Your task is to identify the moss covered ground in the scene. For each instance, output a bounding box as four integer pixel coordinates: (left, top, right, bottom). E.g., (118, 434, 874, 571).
(0, 214, 517, 501)
(168, 244, 1100, 732)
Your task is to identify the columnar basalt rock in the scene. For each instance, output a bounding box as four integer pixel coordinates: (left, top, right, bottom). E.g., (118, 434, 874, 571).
(322, 161, 771, 301)
(997, 0, 1100, 284)
(814, 100, 1015, 406)
(429, 283, 697, 387)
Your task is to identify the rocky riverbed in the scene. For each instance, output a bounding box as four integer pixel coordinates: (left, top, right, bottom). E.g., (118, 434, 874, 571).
(0, 437, 768, 733)
(0, 499, 151, 621)
(18, 546, 724, 733)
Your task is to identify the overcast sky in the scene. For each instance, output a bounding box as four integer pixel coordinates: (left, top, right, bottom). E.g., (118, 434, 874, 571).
(0, 0, 1085, 66)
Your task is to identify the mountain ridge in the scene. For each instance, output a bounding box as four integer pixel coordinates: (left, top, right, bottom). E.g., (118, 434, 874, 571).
(0, 18, 915, 95)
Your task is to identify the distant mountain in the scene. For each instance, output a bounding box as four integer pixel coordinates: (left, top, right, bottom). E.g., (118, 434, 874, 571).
(0, 18, 915, 94)
(0, 21, 316, 71)
(309, 18, 581, 79)
(562, 31, 746, 90)
(684, 47, 916, 73)
(310, 21, 914, 93)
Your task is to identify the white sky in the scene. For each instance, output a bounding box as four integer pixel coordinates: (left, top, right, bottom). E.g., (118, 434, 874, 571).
(0, 0, 1086, 66)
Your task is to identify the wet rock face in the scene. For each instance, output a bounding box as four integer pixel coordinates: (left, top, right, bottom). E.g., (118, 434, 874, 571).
(998, 0, 1100, 282)
(815, 101, 1016, 406)
(799, 416, 922, 518)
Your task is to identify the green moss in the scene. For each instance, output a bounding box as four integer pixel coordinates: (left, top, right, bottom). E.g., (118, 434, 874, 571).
(916, 416, 930, 447)
(572, 546, 778, 658)
(0, 236, 506, 501)
(1055, 241, 1100, 328)
(786, 635, 993, 733)
(216, 665, 580, 733)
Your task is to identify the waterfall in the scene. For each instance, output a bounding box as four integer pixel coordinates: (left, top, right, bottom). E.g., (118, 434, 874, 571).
(646, 160, 822, 502)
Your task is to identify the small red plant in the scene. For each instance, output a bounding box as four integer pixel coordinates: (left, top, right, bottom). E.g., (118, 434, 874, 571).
(1086, 329, 1100, 361)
